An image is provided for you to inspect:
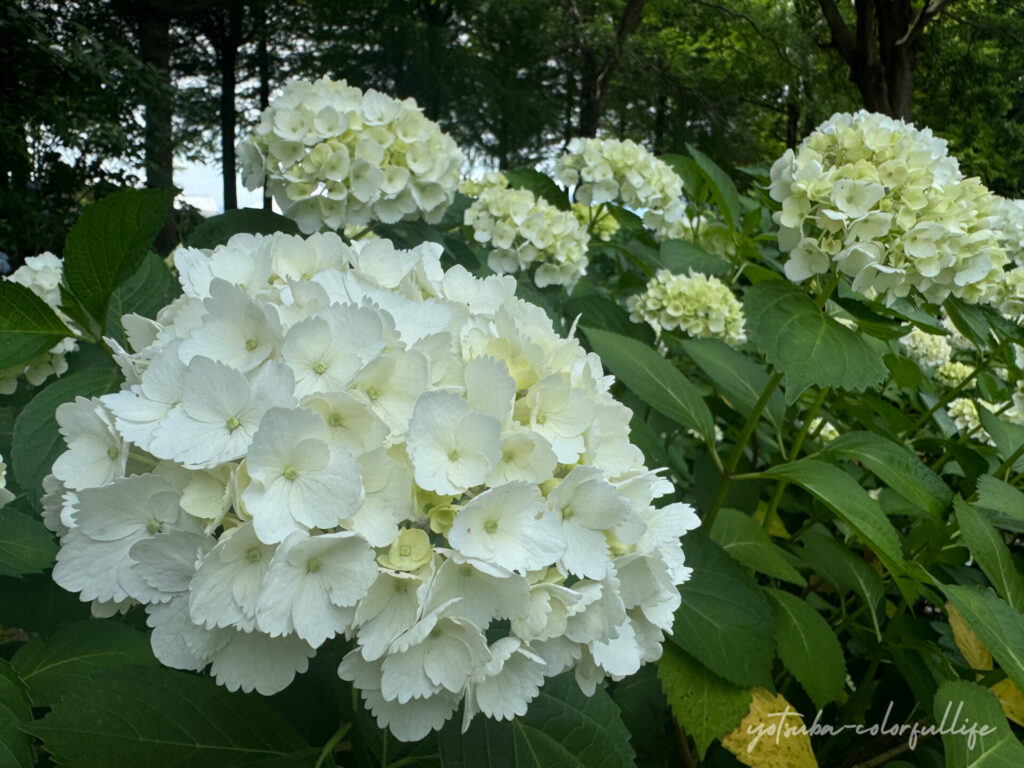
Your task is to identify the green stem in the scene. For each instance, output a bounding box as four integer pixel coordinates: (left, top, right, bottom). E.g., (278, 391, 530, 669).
(706, 371, 784, 526)
(996, 441, 1024, 478)
(905, 358, 989, 439)
(763, 387, 829, 531)
(314, 723, 351, 768)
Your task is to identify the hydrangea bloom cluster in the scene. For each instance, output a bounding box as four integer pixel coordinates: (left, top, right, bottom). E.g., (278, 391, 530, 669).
(898, 326, 952, 369)
(1, 253, 76, 394)
(995, 197, 1024, 266)
(993, 266, 1024, 318)
(626, 269, 746, 346)
(463, 174, 590, 289)
(555, 138, 685, 234)
(935, 361, 974, 388)
(769, 111, 1008, 305)
(45, 232, 698, 741)
(238, 77, 463, 233)
(947, 398, 994, 445)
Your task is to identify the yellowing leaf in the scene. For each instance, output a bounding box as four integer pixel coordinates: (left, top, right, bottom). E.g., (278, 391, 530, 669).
(753, 503, 790, 540)
(947, 601, 994, 671)
(721, 687, 818, 768)
(992, 679, 1024, 727)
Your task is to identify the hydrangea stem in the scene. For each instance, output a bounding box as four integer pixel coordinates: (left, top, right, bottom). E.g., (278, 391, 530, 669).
(314, 722, 350, 768)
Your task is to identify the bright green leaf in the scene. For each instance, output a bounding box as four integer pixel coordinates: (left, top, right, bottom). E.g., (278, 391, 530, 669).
(798, 529, 884, 640)
(826, 431, 951, 519)
(657, 643, 751, 759)
(680, 338, 785, 430)
(27, 665, 308, 768)
(935, 680, 1024, 767)
(659, 240, 730, 277)
(765, 588, 846, 709)
(583, 327, 715, 441)
(0, 281, 72, 370)
(744, 281, 887, 403)
(671, 533, 776, 688)
(0, 508, 57, 577)
(12, 620, 158, 706)
(764, 459, 904, 564)
(955, 499, 1024, 613)
(687, 145, 740, 230)
(943, 297, 992, 352)
(976, 476, 1024, 525)
(63, 188, 176, 327)
(709, 508, 805, 586)
(977, 408, 1024, 464)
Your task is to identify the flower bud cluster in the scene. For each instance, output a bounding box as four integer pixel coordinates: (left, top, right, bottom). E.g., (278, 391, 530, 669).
(626, 269, 746, 346)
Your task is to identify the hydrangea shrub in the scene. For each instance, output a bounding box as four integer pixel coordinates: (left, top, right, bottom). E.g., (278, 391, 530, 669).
(3, 80, 1024, 766)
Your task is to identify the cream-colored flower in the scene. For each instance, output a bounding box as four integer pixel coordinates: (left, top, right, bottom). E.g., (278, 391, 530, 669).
(626, 270, 746, 346)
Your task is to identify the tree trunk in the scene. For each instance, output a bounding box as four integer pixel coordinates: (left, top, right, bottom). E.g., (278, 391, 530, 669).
(817, 0, 954, 120)
(217, 0, 242, 212)
(136, 0, 175, 249)
(257, 2, 271, 211)
(570, 0, 649, 137)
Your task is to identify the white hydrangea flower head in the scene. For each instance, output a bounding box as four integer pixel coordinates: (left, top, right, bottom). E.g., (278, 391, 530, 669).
(0, 454, 14, 508)
(464, 175, 590, 289)
(947, 398, 995, 445)
(995, 197, 1024, 266)
(935, 361, 974, 388)
(899, 326, 952, 369)
(458, 171, 508, 198)
(49, 231, 699, 740)
(770, 111, 1009, 305)
(993, 266, 1024, 318)
(626, 269, 746, 346)
(238, 77, 464, 233)
(0, 253, 77, 395)
(555, 137, 685, 235)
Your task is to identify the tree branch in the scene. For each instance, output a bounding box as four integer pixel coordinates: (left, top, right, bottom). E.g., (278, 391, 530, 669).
(817, 0, 856, 64)
(897, 0, 957, 47)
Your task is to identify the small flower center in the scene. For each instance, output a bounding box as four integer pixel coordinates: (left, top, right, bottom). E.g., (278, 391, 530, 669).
(283, 465, 299, 481)
(366, 387, 381, 401)
(327, 412, 344, 427)
(484, 519, 499, 534)
(447, 448, 460, 462)
(399, 545, 412, 557)
(501, 449, 515, 462)
(245, 338, 259, 351)
(306, 556, 322, 573)
(225, 415, 241, 431)
(535, 413, 547, 425)
(145, 519, 162, 534)
(562, 507, 575, 521)
(246, 547, 262, 563)
(106, 446, 119, 460)
(312, 361, 328, 375)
